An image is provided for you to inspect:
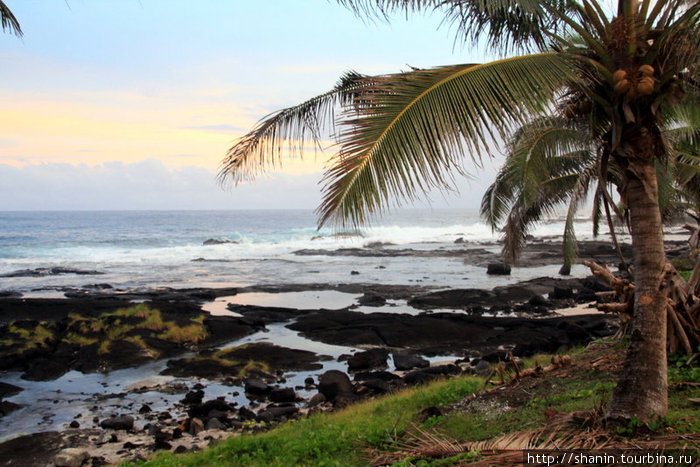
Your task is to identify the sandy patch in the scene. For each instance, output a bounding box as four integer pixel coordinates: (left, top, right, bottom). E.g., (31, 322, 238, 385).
(555, 302, 603, 317)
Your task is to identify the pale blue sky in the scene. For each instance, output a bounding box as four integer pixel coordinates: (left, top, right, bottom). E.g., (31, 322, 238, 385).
(0, 1, 501, 210)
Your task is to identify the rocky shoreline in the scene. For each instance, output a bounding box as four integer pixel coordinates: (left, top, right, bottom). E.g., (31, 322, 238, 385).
(3, 236, 691, 466)
(0, 281, 618, 465)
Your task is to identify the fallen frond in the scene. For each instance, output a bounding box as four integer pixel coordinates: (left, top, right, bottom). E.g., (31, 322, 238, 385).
(368, 422, 700, 466)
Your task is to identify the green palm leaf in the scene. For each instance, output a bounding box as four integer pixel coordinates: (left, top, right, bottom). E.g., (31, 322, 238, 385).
(318, 53, 575, 227)
(336, 0, 571, 52)
(218, 71, 378, 185)
(0, 0, 21, 36)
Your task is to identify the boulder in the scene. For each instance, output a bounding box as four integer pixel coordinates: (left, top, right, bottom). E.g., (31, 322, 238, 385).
(550, 286, 575, 300)
(188, 398, 234, 420)
(269, 387, 296, 403)
(347, 349, 389, 371)
(238, 407, 256, 421)
(353, 370, 402, 383)
(357, 379, 392, 395)
(473, 359, 492, 377)
(392, 351, 429, 371)
(357, 292, 387, 307)
(306, 392, 327, 408)
(318, 370, 353, 401)
(403, 364, 460, 385)
(54, 448, 90, 467)
(244, 378, 272, 396)
(0, 400, 21, 416)
(188, 417, 204, 435)
(99, 415, 134, 431)
(487, 263, 511, 275)
(181, 389, 204, 405)
(205, 417, 226, 431)
(264, 405, 299, 420)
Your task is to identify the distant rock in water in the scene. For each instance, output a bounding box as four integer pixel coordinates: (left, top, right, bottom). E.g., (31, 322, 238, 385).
(358, 292, 386, 307)
(203, 238, 238, 246)
(364, 241, 395, 249)
(487, 263, 511, 275)
(311, 232, 364, 241)
(0, 267, 104, 278)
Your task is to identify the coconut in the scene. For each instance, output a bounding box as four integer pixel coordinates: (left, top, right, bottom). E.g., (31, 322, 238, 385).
(614, 78, 632, 95)
(637, 76, 655, 95)
(639, 64, 655, 77)
(613, 69, 628, 83)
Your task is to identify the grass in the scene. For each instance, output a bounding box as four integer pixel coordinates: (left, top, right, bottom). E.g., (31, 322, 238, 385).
(129, 376, 483, 467)
(158, 322, 208, 344)
(63, 332, 98, 347)
(127, 342, 700, 467)
(1, 323, 55, 350)
(1, 305, 209, 364)
(238, 360, 271, 377)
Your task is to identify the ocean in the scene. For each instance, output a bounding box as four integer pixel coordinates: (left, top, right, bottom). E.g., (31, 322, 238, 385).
(0, 209, 592, 297)
(0, 208, 597, 440)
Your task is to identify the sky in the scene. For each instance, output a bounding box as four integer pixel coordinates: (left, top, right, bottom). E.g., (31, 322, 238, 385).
(0, 0, 501, 211)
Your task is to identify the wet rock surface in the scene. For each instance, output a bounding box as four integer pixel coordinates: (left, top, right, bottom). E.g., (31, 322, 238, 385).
(0, 267, 105, 278)
(162, 343, 331, 379)
(289, 310, 614, 356)
(0, 243, 633, 464)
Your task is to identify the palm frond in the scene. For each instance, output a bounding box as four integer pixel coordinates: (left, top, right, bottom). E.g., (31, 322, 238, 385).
(0, 0, 22, 37)
(480, 115, 594, 262)
(336, 0, 573, 53)
(218, 71, 378, 185)
(318, 53, 575, 227)
(561, 169, 594, 274)
(369, 422, 700, 466)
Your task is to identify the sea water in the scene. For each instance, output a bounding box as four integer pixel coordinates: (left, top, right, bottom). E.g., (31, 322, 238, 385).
(0, 209, 594, 296)
(0, 208, 597, 440)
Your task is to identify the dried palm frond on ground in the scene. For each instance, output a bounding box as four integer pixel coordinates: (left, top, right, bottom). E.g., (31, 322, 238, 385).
(367, 341, 698, 466)
(369, 419, 700, 466)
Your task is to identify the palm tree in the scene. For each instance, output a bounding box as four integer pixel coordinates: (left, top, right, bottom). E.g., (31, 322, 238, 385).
(481, 99, 700, 275)
(0, 1, 22, 37)
(220, 1, 700, 421)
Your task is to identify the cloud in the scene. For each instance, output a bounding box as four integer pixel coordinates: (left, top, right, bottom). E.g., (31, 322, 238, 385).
(0, 160, 324, 211)
(183, 124, 245, 133)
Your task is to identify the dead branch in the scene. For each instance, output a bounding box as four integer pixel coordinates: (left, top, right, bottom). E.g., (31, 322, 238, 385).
(668, 304, 693, 355)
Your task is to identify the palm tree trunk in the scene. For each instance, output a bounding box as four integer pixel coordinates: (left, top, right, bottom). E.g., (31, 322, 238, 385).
(608, 157, 668, 420)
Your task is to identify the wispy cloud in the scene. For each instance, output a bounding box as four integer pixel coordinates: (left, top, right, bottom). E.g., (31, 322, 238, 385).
(0, 159, 324, 210)
(183, 124, 244, 133)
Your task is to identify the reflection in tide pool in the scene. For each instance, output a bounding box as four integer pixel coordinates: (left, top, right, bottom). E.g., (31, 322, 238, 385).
(201, 291, 361, 317)
(225, 291, 360, 310)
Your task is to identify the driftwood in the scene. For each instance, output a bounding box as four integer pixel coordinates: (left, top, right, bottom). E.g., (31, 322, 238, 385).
(583, 259, 700, 355)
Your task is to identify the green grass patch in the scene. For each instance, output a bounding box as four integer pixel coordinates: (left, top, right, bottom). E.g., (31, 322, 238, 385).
(679, 269, 692, 282)
(63, 333, 98, 347)
(98, 340, 111, 355)
(2, 323, 55, 350)
(128, 342, 700, 467)
(158, 322, 208, 344)
(129, 375, 483, 467)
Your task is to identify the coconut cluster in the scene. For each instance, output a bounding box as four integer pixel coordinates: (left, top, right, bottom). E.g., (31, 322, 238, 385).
(613, 65, 656, 98)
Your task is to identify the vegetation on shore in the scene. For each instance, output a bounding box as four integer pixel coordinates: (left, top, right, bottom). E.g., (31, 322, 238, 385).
(219, 0, 699, 422)
(130, 341, 700, 466)
(0, 304, 209, 375)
